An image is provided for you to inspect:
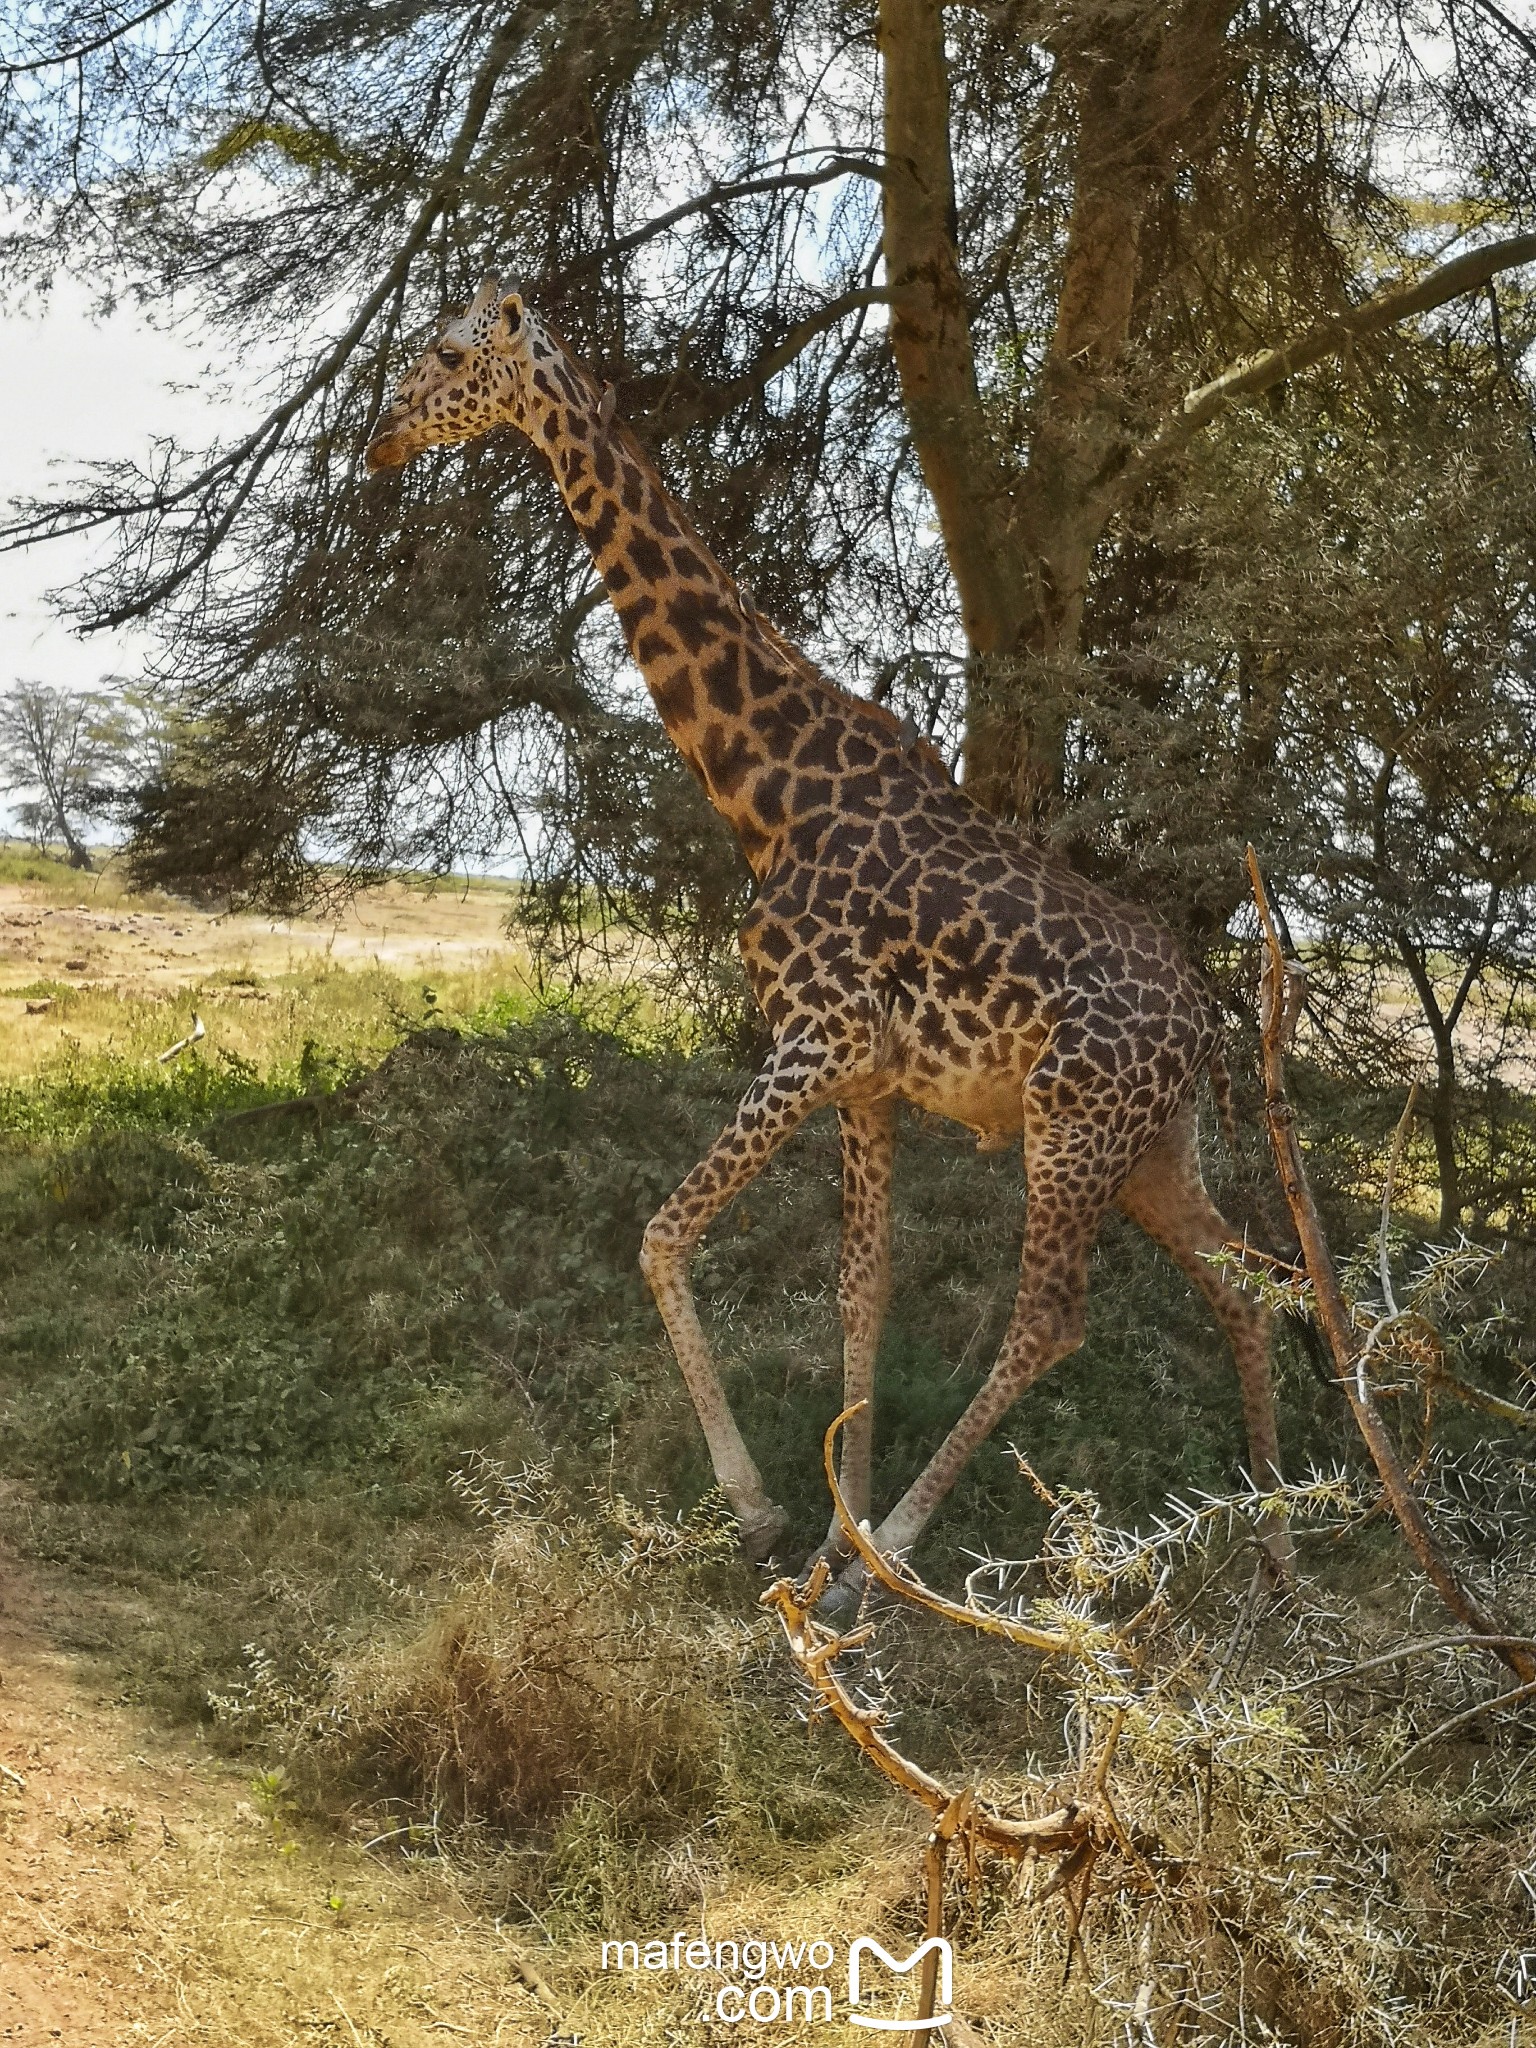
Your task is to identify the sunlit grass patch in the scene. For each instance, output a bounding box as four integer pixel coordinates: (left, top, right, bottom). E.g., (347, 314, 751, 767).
(0, 960, 549, 1138)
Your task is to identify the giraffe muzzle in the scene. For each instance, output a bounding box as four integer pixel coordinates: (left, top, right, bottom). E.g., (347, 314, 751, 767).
(365, 422, 411, 471)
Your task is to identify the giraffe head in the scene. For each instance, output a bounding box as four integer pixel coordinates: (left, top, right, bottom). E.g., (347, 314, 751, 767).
(367, 277, 556, 471)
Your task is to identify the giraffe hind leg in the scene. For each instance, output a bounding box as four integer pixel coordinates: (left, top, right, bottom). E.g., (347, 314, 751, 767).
(848, 1102, 1124, 1570)
(1114, 1103, 1294, 1581)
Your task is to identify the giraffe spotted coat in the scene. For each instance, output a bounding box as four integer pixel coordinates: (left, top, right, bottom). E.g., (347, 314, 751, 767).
(368, 279, 1285, 1576)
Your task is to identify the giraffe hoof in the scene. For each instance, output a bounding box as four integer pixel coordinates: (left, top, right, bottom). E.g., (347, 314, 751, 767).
(809, 1576, 864, 1630)
(737, 1503, 790, 1563)
(798, 1534, 855, 1579)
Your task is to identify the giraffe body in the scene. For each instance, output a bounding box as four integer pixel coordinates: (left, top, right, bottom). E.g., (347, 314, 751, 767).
(369, 281, 1285, 1575)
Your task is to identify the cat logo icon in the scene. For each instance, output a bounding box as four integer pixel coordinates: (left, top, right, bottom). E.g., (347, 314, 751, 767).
(847, 1936, 953, 2031)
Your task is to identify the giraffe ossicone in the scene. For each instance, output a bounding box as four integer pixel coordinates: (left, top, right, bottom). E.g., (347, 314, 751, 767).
(368, 279, 1291, 1583)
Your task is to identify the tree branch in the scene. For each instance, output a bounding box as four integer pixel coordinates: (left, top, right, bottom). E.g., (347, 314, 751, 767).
(1129, 233, 1536, 483)
(760, 1562, 1102, 1859)
(1245, 845, 1534, 1687)
(549, 156, 887, 287)
(0, 0, 182, 76)
(0, 8, 535, 608)
(819, 1405, 1119, 1658)
(1465, 0, 1536, 67)
(637, 286, 895, 435)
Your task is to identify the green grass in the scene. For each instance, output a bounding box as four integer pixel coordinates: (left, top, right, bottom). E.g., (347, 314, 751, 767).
(0, 995, 1357, 1582)
(2, 964, 1534, 2047)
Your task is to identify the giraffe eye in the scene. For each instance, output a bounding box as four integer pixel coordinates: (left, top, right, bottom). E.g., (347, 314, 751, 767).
(436, 345, 464, 369)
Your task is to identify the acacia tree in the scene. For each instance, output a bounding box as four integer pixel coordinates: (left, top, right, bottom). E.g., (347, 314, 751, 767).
(1050, 345, 1536, 1229)
(1, 0, 1534, 939)
(0, 681, 120, 866)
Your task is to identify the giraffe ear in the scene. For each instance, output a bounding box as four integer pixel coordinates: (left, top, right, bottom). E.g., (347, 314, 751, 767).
(500, 291, 524, 335)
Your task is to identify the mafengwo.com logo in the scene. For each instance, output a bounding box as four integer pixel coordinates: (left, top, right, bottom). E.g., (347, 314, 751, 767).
(600, 1929, 954, 2028)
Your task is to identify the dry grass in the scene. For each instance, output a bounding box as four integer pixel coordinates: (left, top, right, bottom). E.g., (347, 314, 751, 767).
(189, 1458, 1536, 2048)
(1, 849, 1533, 2046)
(299, 1467, 752, 1834)
(0, 844, 547, 1086)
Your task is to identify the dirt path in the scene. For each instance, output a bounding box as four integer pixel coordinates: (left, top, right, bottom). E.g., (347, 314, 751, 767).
(0, 1552, 182, 2044)
(0, 1545, 555, 2047)
(0, 875, 528, 996)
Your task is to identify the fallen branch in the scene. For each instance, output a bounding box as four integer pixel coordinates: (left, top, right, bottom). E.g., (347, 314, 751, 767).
(1278, 1633, 1536, 1694)
(1244, 847, 1534, 1686)
(1376, 1675, 1536, 1785)
(907, 1790, 970, 2046)
(759, 1562, 1101, 1859)
(818, 1405, 1122, 1661)
(156, 1012, 205, 1063)
(505, 1947, 567, 2024)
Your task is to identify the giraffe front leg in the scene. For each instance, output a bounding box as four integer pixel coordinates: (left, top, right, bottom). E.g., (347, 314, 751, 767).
(814, 1097, 895, 1567)
(641, 1034, 856, 1562)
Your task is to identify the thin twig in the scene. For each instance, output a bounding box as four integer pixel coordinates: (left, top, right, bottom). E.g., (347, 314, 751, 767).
(1376, 1676, 1536, 1784)
(1278, 1633, 1536, 1693)
(1378, 1083, 1420, 1315)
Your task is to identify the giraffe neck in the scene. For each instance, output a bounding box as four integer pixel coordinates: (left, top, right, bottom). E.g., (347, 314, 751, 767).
(521, 335, 907, 876)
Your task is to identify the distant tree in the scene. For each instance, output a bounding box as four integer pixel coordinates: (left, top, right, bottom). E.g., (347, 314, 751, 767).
(0, 682, 119, 867)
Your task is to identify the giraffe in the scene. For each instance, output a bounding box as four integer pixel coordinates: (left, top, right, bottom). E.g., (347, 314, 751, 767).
(367, 278, 1287, 1580)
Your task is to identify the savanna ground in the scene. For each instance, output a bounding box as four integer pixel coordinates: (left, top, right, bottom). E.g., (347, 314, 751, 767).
(1, 844, 1534, 2047)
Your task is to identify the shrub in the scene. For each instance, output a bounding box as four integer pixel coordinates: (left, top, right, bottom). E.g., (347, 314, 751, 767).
(312, 1467, 748, 1833)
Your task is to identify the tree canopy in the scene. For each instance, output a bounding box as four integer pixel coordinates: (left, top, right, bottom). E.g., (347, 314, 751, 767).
(2, 0, 1535, 1101)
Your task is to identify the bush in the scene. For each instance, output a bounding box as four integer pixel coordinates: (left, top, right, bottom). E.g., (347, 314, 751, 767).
(0, 1007, 1389, 1551)
(313, 1468, 748, 1833)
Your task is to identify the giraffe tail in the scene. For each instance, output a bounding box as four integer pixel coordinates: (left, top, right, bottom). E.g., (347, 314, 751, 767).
(1207, 1041, 1239, 1153)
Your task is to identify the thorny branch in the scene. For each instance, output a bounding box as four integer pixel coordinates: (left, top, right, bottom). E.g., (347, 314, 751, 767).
(757, 924, 1536, 2015)
(1126, 234, 1536, 487)
(759, 1560, 1105, 1862)
(817, 1402, 1122, 1660)
(1245, 845, 1535, 1686)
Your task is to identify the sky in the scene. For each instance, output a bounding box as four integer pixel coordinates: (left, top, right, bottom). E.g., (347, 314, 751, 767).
(0, 274, 250, 701)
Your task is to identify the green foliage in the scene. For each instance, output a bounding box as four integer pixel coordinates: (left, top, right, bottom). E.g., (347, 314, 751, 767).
(0, 1003, 1437, 1550)
(0, 1009, 732, 1506)
(0, 1044, 341, 1144)
(1, 999, 1530, 1750)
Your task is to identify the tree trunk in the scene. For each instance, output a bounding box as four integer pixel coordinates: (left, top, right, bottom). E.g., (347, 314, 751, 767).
(878, 0, 1239, 820)
(1395, 931, 1463, 1231)
(58, 815, 93, 869)
(1429, 1045, 1462, 1232)
(876, 0, 1028, 669)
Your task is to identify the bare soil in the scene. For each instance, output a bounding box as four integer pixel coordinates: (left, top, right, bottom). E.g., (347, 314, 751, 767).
(0, 1535, 556, 2046)
(0, 874, 525, 996)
